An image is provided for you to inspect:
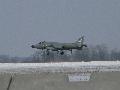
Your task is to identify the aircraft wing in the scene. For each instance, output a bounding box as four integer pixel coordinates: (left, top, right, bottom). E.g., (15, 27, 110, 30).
(52, 43, 63, 49)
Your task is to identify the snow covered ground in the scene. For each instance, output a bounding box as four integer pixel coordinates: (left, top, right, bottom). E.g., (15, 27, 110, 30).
(0, 61, 120, 74)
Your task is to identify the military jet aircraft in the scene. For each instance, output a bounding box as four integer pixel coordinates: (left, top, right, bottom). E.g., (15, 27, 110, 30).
(31, 36, 87, 55)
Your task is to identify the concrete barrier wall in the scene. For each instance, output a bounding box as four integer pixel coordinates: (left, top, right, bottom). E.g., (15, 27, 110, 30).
(0, 74, 12, 90)
(1, 72, 120, 90)
(0, 62, 120, 90)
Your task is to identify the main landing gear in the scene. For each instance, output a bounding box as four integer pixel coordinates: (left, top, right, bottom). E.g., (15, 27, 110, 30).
(60, 51, 64, 55)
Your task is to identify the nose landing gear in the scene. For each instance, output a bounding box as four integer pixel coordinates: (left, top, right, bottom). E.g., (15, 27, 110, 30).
(46, 50, 50, 55)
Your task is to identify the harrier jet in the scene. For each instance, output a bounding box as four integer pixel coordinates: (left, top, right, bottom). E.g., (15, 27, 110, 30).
(31, 36, 87, 55)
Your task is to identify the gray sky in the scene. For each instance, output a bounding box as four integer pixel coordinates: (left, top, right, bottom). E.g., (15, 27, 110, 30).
(0, 0, 120, 57)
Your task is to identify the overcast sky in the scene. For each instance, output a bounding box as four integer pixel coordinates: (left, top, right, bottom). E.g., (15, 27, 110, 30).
(0, 0, 120, 57)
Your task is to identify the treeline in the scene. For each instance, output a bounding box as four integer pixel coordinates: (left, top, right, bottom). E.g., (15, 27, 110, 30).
(0, 44, 120, 63)
(0, 55, 32, 63)
(31, 44, 120, 62)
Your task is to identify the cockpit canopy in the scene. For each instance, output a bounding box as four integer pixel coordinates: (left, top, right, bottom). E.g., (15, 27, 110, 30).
(39, 41, 46, 44)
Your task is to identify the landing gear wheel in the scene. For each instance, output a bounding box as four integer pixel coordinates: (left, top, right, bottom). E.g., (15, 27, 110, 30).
(60, 51, 64, 55)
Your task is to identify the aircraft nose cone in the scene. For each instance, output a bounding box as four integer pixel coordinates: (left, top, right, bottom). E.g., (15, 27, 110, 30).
(31, 45, 35, 48)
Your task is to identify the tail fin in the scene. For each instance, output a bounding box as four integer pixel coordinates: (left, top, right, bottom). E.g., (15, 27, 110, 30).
(76, 36, 84, 44)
